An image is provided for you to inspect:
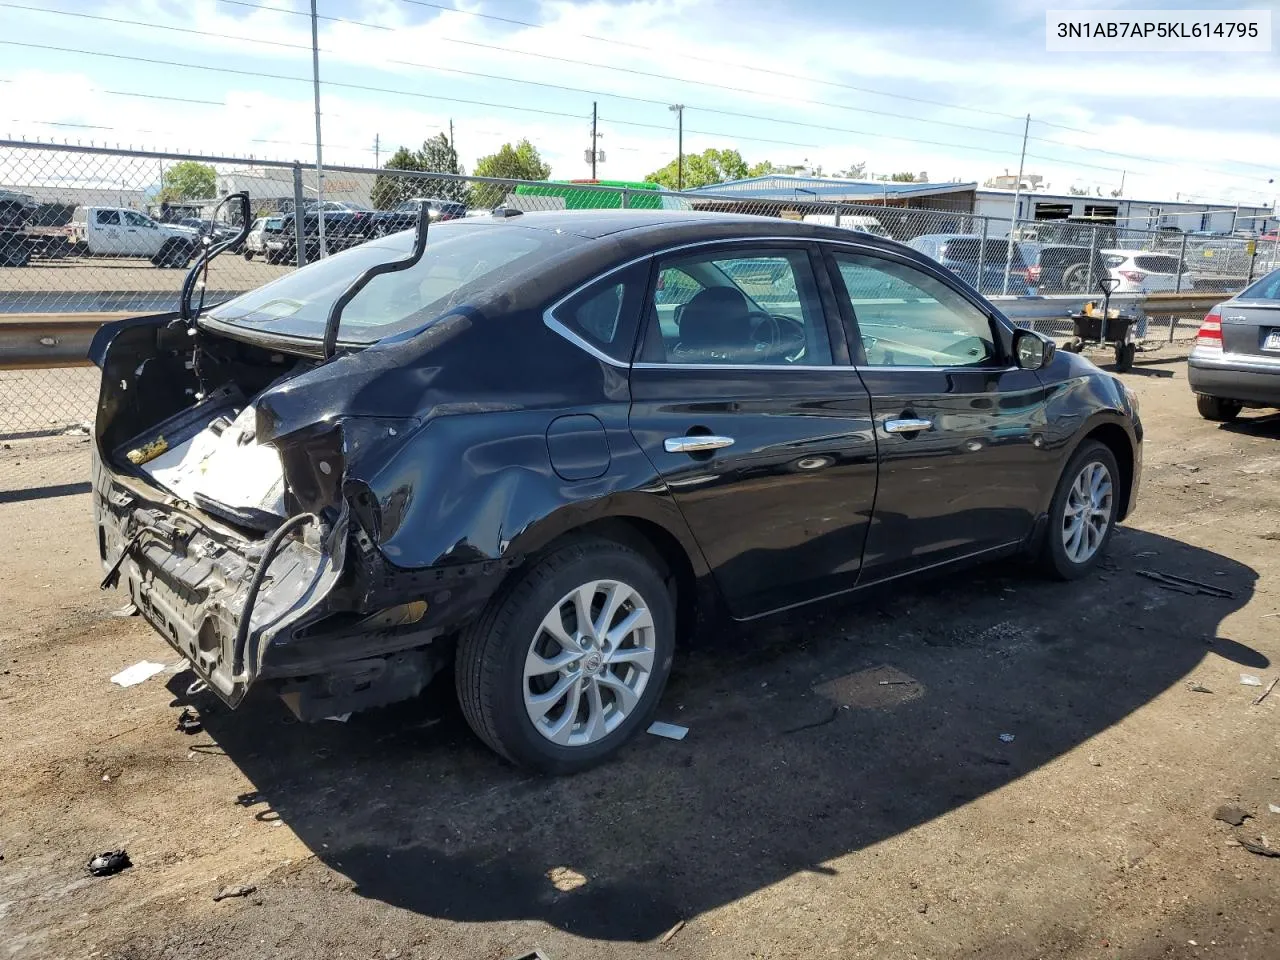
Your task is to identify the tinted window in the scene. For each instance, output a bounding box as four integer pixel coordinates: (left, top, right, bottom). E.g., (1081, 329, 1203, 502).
(1103, 254, 1127, 268)
(94, 209, 120, 226)
(209, 221, 577, 342)
(1241, 269, 1280, 300)
(940, 239, 1024, 267)
(833, 252, 998, 368)
(1133, 255, 1183, 273)
(550, 262, 646, 362)
(643, 249, 832, 366)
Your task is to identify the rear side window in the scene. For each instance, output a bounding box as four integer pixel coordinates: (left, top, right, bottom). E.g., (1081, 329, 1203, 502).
(941, 239, 1024, 267)
(94, 210, 120, 226)
(1241, 269, 1280, 300)
(548, 261, 647, 363)
(1133, 255, 1183, 274)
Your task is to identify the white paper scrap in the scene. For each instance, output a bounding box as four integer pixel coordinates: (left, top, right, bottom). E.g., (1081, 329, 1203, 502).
(647, 721, 689, 741)
(110, 661, 166, 687)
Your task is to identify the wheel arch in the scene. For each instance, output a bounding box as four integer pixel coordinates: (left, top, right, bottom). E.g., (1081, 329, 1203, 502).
(1079, 421, 1136, 521)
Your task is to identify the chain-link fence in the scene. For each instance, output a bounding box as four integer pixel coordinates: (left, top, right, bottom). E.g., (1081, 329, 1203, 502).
(2, 139, 1271, 498)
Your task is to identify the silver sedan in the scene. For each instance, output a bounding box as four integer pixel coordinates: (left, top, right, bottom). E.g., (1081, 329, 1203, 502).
(1189, 268, 1280, 420)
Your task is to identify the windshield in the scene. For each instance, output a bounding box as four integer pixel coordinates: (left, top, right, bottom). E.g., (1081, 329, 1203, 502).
(940, 238, 1024, 267)
(206, 220, 577, 342)
(1240, 268, 1280, 300)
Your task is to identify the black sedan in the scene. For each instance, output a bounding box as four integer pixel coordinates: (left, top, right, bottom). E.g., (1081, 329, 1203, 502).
(1189, 268, 1280, 420)
(89, 210, 1143, 773)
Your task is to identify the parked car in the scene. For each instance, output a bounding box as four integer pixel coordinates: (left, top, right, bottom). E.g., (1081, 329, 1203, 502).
(368, 197, 469, 237)
(1101, 249, 1189, 293)
(907, 233, 1032, 295)
(89, 210, 1142, 773)
(1188, 267, 1280, 421)
(262, 211, 369, 264)
(802, 213, 890, 238)
(1016, 242, 1110, 294)
(241, 217, 276, 260)
(74, 207, 199, 267)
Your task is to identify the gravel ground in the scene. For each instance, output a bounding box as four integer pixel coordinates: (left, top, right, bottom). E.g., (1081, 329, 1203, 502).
(1, 350, 1278, 960)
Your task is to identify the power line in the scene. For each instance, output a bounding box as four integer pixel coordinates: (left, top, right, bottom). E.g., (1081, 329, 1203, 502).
(15, 1, 1271, 187)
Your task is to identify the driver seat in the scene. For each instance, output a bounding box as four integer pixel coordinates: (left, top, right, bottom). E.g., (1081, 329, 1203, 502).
(673, 287, 756, 363)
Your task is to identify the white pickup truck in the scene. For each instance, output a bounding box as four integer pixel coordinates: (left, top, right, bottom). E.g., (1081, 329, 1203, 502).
(74, 207, 200, 267)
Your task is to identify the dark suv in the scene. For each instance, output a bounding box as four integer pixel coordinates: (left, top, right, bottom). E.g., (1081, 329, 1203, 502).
(1017, 242, 1110, 294)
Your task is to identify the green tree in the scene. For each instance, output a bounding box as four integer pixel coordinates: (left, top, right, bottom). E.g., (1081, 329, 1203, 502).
(370, 134, 467, 209)
(747, 160, 784, 177)
(158, 161, 216, 202)
(646, 148, 751, 190)
(472, 139, 551, 207)
(889, 171, 918, 182)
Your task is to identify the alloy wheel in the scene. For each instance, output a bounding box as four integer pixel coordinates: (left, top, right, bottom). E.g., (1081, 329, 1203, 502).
(523, 579, 656, 747)
(1061, 460, 1113, 564)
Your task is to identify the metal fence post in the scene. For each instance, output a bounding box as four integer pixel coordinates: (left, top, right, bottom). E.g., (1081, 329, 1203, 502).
(292, 162, 307, 268)
(1086, 224, 1099, 294)
(977, 217, 988, 295)
(834, 204, 843, 228)
(1001, 208, 1016, 296)
(620, 188, 630, 210)
(1175, 232, 1188, 293)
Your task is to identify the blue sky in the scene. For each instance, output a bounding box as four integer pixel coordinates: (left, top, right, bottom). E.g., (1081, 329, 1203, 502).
(1, 0, 1277, 205)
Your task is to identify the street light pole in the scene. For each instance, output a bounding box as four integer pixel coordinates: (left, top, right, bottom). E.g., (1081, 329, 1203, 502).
(310, 0, 326, 257)
(1002, 112, 1031, 296)
(669, 104, 684, 191)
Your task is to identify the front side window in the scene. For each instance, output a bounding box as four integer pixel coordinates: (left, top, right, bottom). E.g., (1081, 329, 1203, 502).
(832, 252, 999, 368)
(641, 248, 833, 366)
(123, 211, 153, 228)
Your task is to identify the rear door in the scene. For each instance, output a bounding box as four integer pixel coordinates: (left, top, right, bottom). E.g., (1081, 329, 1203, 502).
(91, 209, 125, 255)
(1222, 270, 1280, 358)
(628, 241, 879, 619)
(825, 244, 1052, 581)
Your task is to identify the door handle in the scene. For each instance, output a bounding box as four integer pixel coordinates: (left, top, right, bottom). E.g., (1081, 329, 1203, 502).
(664, 435, 735, 454)
(884, 417, 933, 434)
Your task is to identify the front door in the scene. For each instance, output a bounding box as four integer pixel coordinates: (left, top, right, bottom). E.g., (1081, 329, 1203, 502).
(826, 246, 1052, 582)
(628, 243, 879, 619)
(120, 210, 163, 257)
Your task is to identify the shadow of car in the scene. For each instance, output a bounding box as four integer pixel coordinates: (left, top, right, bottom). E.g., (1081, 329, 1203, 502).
(177, 525, 1256, 943)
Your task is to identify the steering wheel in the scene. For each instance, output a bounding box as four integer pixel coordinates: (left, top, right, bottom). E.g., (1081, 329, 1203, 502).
(748, 312, 807, 363)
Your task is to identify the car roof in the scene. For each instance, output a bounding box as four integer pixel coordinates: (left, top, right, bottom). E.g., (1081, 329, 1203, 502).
(479, 209, 912, 250)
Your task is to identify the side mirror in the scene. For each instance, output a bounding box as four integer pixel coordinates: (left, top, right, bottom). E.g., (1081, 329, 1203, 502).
(1014, 329, 1055, 370)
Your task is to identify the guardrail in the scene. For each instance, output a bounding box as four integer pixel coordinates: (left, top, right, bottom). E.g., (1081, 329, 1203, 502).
(0, 293, 1228, 371)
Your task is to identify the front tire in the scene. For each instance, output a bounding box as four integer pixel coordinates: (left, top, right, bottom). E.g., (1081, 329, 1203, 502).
(1040, 440, 1120, 580)
(1196, 394, 1241, 422)
(456, 538, 676, 774)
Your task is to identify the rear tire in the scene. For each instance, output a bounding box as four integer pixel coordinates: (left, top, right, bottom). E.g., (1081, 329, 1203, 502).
(1196, 395, 1241, 422)
(1039, 440, 1121, 580)
(455, 537, 676, 774)
(1113, 342, 1136, 372)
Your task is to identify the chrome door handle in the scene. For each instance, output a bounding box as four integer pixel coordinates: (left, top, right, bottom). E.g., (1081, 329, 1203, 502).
(664, 435, 735, 454)
(884, 418, 933, 434)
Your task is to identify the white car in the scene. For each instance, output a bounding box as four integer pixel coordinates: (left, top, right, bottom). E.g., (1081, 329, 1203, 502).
(1101, 248, 1189, 293)
(801, 213, 890, 238)
(242, 217, 270, 259)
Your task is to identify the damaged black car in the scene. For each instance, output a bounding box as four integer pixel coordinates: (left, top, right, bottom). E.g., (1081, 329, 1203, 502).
(90, 204, 1142, 773)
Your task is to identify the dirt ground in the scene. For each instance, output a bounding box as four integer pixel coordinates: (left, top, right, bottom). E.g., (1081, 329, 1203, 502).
(2, 348, 1278, 960)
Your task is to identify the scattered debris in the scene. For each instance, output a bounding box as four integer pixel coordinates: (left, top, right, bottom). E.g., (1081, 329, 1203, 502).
(878, 679, 915, 686)
(1089, 757, 1103, 766)
(1188, 684, 1214, 694)
(1238, 837, 1280, 858)
(1214, 805, 1252, 827)
(999, 733, 1016, 743)
(781, 706, 839, 735)
(917, 902, 929, 914)
(1176, 463, 1201, 473)
(87, 850, 131, 877)
(647, 721, 689, 741)
(506, 952, 552, 960)
(235, 791, 265, 807)
(1240, 674, 1264, 687)
(1253, 677, 1278, 706)
(1269, 804, 1280, 815)
(324, 713, 351, 723)
(1137, 570, 1233, 598)
(109, 661, 166, 687)
(110, 602, 138, 618)
(659, 919, 686, 944)
(545, 866, 587, 892)
(175, 708, 203, 735)
(212, 884, 257, 902)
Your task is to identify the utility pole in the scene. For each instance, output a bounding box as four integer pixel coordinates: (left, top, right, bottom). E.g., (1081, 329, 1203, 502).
(591, 101, 598, 179)
(310, 0, 326, 257)
(669, 103, 684, 191)
(449, 118, 454, 149)
(374, 133, 379, 167)
(1002, 112, 1030, 296)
